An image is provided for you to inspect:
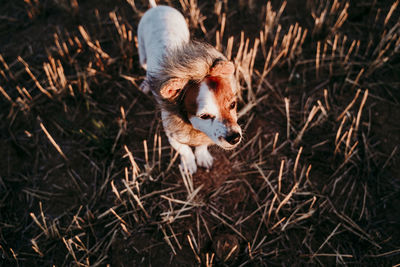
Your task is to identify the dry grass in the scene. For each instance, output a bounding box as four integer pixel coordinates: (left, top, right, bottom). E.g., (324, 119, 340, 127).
(1, 0, 400, 266)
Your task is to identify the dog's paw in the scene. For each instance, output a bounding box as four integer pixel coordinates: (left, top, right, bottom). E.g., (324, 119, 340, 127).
(180, 152, 197, 175)
(195, 146, 213, 169)
(140, 79, 150, 94)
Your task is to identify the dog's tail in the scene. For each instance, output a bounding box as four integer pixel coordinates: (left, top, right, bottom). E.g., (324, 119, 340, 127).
(149, 0, 157, 8)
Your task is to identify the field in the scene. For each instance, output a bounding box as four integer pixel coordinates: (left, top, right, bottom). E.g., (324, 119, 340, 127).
(1, 0, 399, 266)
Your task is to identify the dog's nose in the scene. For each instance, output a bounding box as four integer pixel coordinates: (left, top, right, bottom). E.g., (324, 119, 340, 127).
(225, 132, 241, 145)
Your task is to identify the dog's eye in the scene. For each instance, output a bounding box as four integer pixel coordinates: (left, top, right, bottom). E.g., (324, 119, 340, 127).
(229, 101, 236, 110)
(199, 113, 214, 120)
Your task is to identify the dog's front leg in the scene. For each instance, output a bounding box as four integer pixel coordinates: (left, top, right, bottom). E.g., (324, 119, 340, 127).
(166, 133, 197, 174)
(195, 145, 213, 170)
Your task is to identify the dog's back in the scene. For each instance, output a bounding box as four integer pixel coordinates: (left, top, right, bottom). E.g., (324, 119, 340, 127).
(137, 5, 190, 75)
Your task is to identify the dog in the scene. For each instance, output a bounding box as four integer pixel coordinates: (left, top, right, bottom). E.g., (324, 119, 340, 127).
(137, 0, 242, 174)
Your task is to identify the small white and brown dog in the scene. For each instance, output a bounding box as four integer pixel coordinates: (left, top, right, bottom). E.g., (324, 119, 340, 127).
(137, 0, 242, 174)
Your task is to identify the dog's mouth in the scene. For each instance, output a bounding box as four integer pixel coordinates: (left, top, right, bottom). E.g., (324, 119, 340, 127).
(218, 142, 240, 150)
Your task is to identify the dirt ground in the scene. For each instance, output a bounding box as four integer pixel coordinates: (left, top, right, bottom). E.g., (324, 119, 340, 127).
(1, 0, 399, 266)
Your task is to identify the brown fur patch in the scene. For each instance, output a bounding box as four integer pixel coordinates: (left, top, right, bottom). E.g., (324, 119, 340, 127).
(209, 61, 235, 77)
(206, 76, 237, 124)
(183, 81, 200, 116)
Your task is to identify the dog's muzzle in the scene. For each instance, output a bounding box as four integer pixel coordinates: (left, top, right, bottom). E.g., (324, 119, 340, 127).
(224, 131, 241, 145)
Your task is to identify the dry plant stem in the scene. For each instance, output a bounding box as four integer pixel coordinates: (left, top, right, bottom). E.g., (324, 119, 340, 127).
(168, 223, 182, 250)
(254, 164, 280, 205)
(18, 57, 52, 98)
(384, 0, 399, 26)
(224, 245, 238, 262)
(210, 211, 246, 240)
(0, 85, 13, 103)
(312, 223, 341, 259)
(272, 132, 279, 152)
(294, 106, 320, 146)
(143, 139, 149, 168)
(251, 201, 269, 250)
(335, 116, 347, 145)
(349, 68, 364, 90)
(161, 227, 177, 255)
(316, 41, 320, 79)
(293, 146, 303, 180)
(187, 235, 201, 263)
(275, 182, 299, 216)
(337, 89, 361, 121)
(284, 97, 290, 139)
(123, 179, 150, 218)
(206, 252, 215, 267)
(78, 26, 110, 59)
(0, 54, 15, 80)
(278, 160, 285, 194)
(123, 145, 140, 179)
(39, 122, 68, 161)
(355, 90, 368, 132)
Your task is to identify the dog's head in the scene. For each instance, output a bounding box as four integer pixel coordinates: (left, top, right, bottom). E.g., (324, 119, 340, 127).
(160, 60, 242, 149)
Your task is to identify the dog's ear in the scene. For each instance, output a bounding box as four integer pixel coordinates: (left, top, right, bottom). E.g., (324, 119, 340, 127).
(160, 78, 187, 99)
(210, 61, 234, 77)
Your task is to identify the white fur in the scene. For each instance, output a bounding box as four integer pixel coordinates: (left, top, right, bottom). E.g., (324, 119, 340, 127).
(138, 6, 189, 78)
(195, 145, 213, 169)
(196, 82, 220, 118)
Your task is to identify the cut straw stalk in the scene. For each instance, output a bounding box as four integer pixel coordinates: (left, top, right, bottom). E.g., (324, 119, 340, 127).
(355, 90, 368, 132)
(210, 211, 246, 240)
(254, 164, 280, 204)
(312, 223, 341, 259)
(168, 223, 182, 250)
(62, 238, 79, 264)
(275, 182, 299, 215)
(337, 89, 361, 121)
(122, 179, 149, 218)
(384, 0, 399, 26)
(123, 145, 140, 180)
(272, 132, 279, 152)
(18, 57, 52, 98)
(335, 116, 347, 145)
(39, 122, 68, 161)
(31, 239, 44, 257)
(250, 201, 268, 250)
(187, 235, 201, 263)
(344, 40, 356, 64)
(332, 3, 348, 33)
(293, 146, 303, 180)
(316, 41, 321, 79)
(30, 212, 49, 237)
(206, 252, 215, 267)
(294, 105, 320, 146)
(278, 159, 284, 193)
(0, 54, 15, 80)
(284, 97, 290, 139)
(160, 186, 203, 223)
(0, 85, 13, 103)
(78, 25, 110, 59)
(224, 245, 238, 262)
